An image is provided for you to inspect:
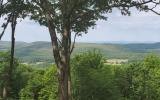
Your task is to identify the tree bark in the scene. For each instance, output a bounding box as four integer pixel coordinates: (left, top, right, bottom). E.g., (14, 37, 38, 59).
(43, 0, 72, 97)
(46, 18, 68, 100)
(8, 13, 16, 99)
(58, 62, 69, 100)
(68, 63, 72, 100)
(47, 17, 72, 100)
(10, 15, 16, 75)
(59, 25, 71, 100)
(2, 86, 7, 100)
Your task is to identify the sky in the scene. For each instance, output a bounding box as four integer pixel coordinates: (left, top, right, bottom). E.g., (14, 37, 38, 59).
(0, 9, 160, 43)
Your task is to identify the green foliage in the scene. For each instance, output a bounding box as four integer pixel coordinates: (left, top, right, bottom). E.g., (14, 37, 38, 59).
(1, 0, 29, 17)
(0, 0, 159, 100)
(38, 66, 58, 100)
(19, 65, 58, 100)
(12, 64, 35, 99)
(71, 51, 160, 100)
(0, 52, 58, 99)
(0, 52, 29, 99)
(19, 68, 44, 100)
(29, 0, 152, 35)
(0, 52, 10, 97)
(71, 51, 122, 100)
(1, 51, 160, 100)
(122, 54, 160, 100)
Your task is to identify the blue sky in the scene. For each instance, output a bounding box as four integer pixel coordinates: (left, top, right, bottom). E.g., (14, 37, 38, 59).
(0, 9, 160, 43)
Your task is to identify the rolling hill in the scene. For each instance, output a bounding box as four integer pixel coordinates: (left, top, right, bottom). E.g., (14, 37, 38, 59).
(1, 41, 160, 63)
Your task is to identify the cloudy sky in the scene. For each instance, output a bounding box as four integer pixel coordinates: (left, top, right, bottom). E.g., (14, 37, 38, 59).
(0, 9, 160, 43)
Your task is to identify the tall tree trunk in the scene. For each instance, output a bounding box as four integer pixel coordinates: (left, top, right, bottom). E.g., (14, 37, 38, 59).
(10, 14, 16, 75)
(47, 18, 72, 100)
(1, 15, 16, 99)
(8, 13, 16, 99)
(41, 0, 72, 99)
(58, 62, 69, 100)
(58, 25, 71, 100)
(68, 63, 72, 100)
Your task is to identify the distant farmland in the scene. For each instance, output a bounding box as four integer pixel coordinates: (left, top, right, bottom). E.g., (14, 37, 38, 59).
(1, 41, 160, 63)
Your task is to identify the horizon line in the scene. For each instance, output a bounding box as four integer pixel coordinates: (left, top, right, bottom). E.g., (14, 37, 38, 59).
(1, 40, 160, 44)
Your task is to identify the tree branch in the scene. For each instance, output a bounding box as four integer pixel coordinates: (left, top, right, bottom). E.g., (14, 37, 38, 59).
(41, 0, 63, 68)
(149, 8, 160, 15)
(147, 0, 160, 15)
(57, 37, 62, 47)
(0, 15, 11, 40)
(0, 0, 9, 15)
(0, 0, 4, 17)
(70, 32, 78, 53)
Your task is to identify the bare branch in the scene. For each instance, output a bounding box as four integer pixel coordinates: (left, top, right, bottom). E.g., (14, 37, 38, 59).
(147, 0, 160, 15)
(149, 9, 160, 15)
(0, 15, 11, 40)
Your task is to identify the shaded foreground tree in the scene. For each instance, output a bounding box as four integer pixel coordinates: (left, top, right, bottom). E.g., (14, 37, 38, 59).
(0, 0, 29, 99)
(0, 52, 11, 100)
(0, 52, 41, 99)
(0, 52, 19, 99)
(28, 0, 160, 100)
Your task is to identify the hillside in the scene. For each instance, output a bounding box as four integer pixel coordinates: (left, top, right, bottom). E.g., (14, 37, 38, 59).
(1, 41, 160, 63)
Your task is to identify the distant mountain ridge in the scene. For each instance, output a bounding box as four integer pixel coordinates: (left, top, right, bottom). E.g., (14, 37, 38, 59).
(1, 41, 160, 63)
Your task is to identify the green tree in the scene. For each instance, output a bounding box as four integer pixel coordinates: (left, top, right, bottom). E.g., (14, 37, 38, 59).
(19, 68, 44, 100)
(124, 54, 160, 100)
(28, 0, 159, 99)
(38, 65, 58, 100)
(0, 52, 10, 99)
(71, 51, 122, 100)
(0, 52, 18, 99)
(20, 65, 58, 100)
(0, 52, 40, 99)
(0, 1, 29, 99)
(114, 64, 130, 99)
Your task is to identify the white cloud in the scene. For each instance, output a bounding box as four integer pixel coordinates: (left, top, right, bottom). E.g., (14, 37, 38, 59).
(1, 8, 160, 42)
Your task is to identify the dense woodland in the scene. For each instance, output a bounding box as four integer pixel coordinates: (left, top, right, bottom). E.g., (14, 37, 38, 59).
(0, 51, 160, 100)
